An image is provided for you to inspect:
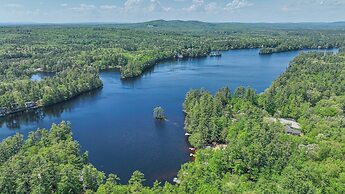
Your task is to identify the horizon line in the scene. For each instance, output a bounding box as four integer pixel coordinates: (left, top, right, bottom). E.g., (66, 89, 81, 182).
(1, 19, 345, 26)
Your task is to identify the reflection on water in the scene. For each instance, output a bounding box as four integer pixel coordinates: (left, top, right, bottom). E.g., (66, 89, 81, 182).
(0, 48, 338, 185)
(0, 89, 102, 131)
(0, 109, 45, 130)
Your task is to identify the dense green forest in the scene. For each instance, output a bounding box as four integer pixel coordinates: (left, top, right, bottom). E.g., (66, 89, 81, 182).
(1, 22, 343, 80)
(1, 21, 344, 116)
(1, 51, 344, 193)
(0, 67, 102, 109)
(180, 52, 345, 193)
(1, 21, 345, 193)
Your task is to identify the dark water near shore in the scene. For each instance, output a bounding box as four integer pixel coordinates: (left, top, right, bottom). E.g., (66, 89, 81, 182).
(0, 48, 337, 184)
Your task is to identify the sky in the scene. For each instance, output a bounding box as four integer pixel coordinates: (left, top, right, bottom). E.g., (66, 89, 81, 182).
(0, 0, 345, 23)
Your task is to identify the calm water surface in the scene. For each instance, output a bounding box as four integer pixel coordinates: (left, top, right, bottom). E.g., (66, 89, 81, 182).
(0, 49, 337, 184)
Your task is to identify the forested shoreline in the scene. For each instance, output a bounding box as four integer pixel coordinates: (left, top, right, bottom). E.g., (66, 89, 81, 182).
(0, 67, 102, 117)
(1, 21, 345, 193)
(1, 21, 344, 118)
(1, 21, 344, 80)
(1, 51, 344, 193)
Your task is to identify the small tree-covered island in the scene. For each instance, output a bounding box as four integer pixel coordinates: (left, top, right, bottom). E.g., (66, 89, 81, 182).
(153, 106, 166, 120)
(0, 18, 345, 194)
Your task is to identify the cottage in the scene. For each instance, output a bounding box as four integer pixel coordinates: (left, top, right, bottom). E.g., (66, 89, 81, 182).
(279, 118, 301, 129)
(25, 101, 37, 109)
(0, 107, 6, 116)
(285, 125, 302, 136)
(10, 103, 20, 111)
(277, 118, 302, 136)
(210, 51, 222, 57)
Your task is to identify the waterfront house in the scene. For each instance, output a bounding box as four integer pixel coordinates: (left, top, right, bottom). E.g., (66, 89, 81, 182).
(279, 118, 302, 136)
(210, 51, 222, 57)
(10, 103, 20, 111)
(25, 101, 37, 109)
(279, 118, 301, 129)
(285, 125, 302, 136)
(0, 107, 6, 116)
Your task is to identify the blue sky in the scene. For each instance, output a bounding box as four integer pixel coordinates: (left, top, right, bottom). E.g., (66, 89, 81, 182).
(1, 0, 344, 23)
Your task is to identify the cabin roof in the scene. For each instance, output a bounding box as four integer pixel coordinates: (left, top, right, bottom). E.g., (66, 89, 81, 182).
(285, 125, 302, 135)
(279, 118, 301, 129)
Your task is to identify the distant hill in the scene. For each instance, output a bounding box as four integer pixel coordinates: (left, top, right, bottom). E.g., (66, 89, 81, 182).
(2, 20, 345, 32)
(115, 20, 257, 33)
(112, 20, 345, 33)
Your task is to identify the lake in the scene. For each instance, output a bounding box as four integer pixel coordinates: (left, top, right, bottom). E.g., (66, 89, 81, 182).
(0, 48, 337, 184)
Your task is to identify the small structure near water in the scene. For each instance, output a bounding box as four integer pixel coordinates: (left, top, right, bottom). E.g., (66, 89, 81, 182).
(285, 125, 302, 136)
(210, 51, 222, 57)
(0, 101, 40, 117)
(10, 103, 20, 111)
(279, 118, 302, 136)
(0, 107, 6, 116)
(25, 101, 37, 109)
(173, 177, 181, 184)
(279, 118, 301, 129)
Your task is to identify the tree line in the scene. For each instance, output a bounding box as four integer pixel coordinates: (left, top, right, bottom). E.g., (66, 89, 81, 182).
(0, 67, 102, 114)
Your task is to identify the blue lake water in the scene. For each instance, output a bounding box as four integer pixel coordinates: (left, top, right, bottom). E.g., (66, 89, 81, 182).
(0, 48, 337, 184)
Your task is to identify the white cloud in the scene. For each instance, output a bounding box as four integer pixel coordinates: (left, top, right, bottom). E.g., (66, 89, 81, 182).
(5, 4, 23, 8)
(69, 4, 97, 11)
(124, 0, 143, 11)
(225, 0, 253, 10)
(205, 2, 218, 12)
(147, 0, 172, 12)
(183, 0, 205, 11)
(148, 0, 161, 11)
(100, 5, 118, 10)
(162, 6, 173, 12)
(60, 4, 68, 7)
(319, 0, 345, 6)
(121, 0, 171, 12)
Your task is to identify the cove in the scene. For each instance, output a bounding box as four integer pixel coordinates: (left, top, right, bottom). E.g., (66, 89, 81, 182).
(0, 48, 337, 184)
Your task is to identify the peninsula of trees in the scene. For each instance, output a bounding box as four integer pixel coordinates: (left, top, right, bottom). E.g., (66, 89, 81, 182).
(0, 21, 345, 193)
(1, 21, 344, 116)
(1, 50, 344, 193)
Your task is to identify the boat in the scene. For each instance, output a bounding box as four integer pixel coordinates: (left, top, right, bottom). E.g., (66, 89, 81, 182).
(185, 132, 191, 136)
